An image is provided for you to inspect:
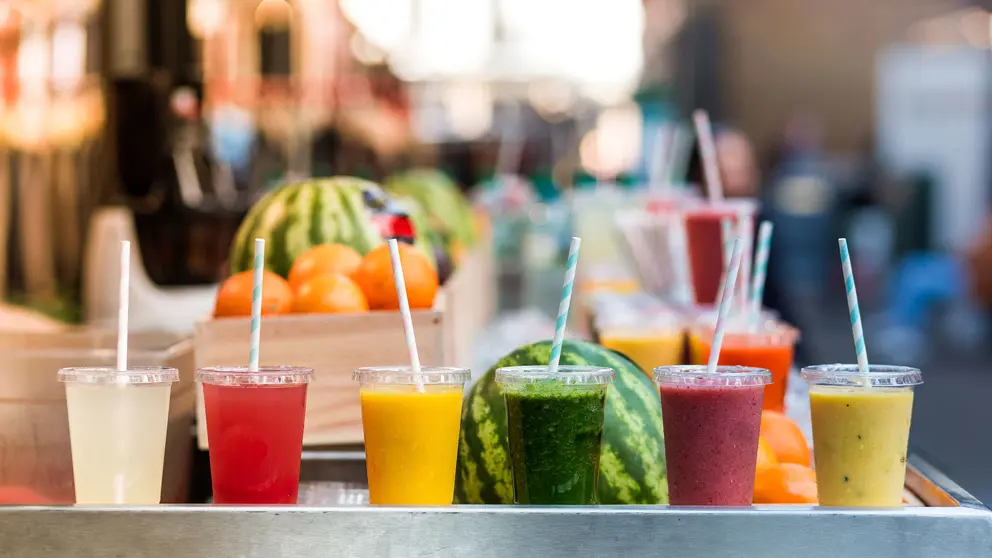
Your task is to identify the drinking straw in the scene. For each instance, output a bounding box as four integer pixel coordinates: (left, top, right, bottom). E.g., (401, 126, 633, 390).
(738, 213, 754, 313)
(713, 217, 735, 307)
(117, 241, 130, 372)
(692, 109, 724, 202)
(667, 125, 693, 189)
(669, 212, 695, 305)
(249, 238, 264, 372)
(387, 239, 424, 391)
(648, 126, 672, 193)
(749, 221, 774, 330)
(838, 238, 870, 381)
(707, 238, 744, 374)
(548, 237, 582, 375)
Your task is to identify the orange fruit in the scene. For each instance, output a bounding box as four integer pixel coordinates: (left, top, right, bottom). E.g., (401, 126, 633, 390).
(214, 270, 293, 317)
(754, 463, 818, 504)
(292, 274, 369, 314)
(760, 410, 811, 466)
(288, 244, 363, 292)
(756, 436, 779, 471)
(354, 242, 438, 310)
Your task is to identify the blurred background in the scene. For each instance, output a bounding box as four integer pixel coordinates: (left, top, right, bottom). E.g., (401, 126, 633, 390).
(0, 0, 990, 501)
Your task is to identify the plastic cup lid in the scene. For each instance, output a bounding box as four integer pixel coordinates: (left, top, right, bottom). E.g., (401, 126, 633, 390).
(800, 364, 922, 388)
(653, 365, 772, 387)
(352, 366, 470, 386)
(495, 365, 615, 386)
(58, 366, 179, 386)
(196, 366, 313, 386)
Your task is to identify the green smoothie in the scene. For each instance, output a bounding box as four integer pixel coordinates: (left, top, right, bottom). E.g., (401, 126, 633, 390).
(501, 379, 609, 505)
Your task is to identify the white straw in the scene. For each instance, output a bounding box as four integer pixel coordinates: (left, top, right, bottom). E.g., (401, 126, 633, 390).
(667, 125, 692, 187)
(117, 241, 130, 372)
(707, 238, 744, 374)
(388, 239, 423, 390)
(693, 109, 724, 202)
(738, 213, 754, 313)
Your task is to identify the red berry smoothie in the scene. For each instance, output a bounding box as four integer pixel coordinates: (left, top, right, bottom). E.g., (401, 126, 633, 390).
(655, 365, 771, 506)
(683, 199, 757, 304)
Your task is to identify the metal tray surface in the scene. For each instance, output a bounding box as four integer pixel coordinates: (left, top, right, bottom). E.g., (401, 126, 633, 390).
(0, 455, 989, 558)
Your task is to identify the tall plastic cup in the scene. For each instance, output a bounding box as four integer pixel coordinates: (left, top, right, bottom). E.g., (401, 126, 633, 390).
(496, 366, 615, 505)
(197, 366, 312, 504)
(598, 313, 685, 376)
(354, 367, 470, 505)
(654, 365, 772, 506)
(682, 198, 758, 304)
(688, 322, 799, 412)
(59, 366, 179, 504)
(801, 365, 922, 507)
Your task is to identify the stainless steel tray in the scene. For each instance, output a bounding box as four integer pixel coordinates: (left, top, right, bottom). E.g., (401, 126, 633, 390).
(0, 455, 989, 558)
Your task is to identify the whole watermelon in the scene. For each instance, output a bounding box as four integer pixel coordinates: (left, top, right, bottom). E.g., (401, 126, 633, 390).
(229, 177, 434, 277)
(455, 339, 667, 504)
(384, 169, 477, 261)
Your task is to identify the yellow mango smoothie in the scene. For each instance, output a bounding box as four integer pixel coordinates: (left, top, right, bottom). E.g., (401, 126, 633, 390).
(599, 328, 684, 375)
(801, 365, 922, 507)
(354, 367, 469, 505)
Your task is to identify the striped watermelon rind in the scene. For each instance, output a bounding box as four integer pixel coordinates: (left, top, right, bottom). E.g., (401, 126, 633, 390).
(455, 339, 668, 505)
(229, 177, 432, 278)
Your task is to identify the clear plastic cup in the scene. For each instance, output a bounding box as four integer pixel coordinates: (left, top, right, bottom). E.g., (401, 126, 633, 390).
(197, 366, 313, 504)
(354, 366, 470, 505)
(496, 365, 615, 505)
(598, 312, 685, 375)
(801, 364, 922, 507)
(59, 366, 179, 504)
(654, 365, 772, 506)
(688, 322, 800, 412)
(681, 198, 759, 305)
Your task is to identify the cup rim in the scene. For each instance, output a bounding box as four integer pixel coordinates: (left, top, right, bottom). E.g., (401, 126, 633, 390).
(653, 365, 773, 387)
(352, 366, 470, 386)
(800, 364, 922, 387)
(58, 366, 179, 386)
(495, 365, 615, 386)
(197, 365, 313, 386)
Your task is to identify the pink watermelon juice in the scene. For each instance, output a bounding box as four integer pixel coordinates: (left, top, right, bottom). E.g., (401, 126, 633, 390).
(198, 366, 312, 504)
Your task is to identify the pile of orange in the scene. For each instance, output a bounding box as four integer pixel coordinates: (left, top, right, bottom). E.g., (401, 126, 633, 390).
(753, 411, 818, 504)
(214, 242, 438, 317)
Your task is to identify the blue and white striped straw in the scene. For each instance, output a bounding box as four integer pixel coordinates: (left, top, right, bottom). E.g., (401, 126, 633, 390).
(749, 221, 774, 330)
(548, 237, 582, 375)
(737, 213, 754, 312)
(839, 238, 870, 380)
(707, 238, 745, 374)
(249, 238, 264, 372)
(713, 218, 735, 307)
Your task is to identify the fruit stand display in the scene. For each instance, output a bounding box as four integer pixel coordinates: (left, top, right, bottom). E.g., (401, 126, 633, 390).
(194, 175, 494, 448)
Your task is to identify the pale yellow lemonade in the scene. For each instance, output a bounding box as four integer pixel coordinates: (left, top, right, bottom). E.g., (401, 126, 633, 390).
(809, 386, 914, 506)
(65, 383, 173, 504)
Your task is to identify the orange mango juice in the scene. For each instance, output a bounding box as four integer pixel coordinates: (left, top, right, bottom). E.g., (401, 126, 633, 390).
(360, 385, 464, 505)
(599, 328, 685, 376)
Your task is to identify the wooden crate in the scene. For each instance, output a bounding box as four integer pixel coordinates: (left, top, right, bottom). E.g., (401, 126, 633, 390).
(0, 330, 196, 503)
(194, 238, 495, 449)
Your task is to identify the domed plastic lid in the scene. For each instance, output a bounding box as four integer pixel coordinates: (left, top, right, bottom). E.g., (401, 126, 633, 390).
(653, 365, 772, 387)
(495, 365, 615, 386)
(801, 364, 922, 388)
(59, 366, 179, 386)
